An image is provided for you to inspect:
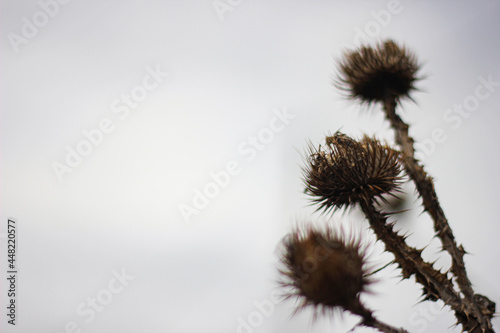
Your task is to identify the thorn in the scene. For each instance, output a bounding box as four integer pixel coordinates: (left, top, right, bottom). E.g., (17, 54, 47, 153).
(458, 244, 468, 255)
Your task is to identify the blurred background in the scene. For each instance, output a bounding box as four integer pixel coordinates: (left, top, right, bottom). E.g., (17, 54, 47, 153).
(1, 1, 500, 332)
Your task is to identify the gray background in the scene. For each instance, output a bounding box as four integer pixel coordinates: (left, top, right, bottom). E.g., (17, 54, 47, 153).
(1, 1, 500, 332)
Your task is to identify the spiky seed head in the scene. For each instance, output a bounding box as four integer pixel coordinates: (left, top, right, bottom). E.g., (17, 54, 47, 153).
(304, 132, 404, 212)
(336, 39, 420, 105)
(280, 226, 371, 315)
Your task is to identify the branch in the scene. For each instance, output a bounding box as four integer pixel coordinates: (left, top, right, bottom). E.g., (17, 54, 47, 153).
(358, 199, 490, 332)
(382, 96, 495, 332)
(347, 301, 409, 333)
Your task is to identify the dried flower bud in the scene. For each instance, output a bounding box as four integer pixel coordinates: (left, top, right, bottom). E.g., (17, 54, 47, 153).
(304, 132, 403, 212)
(336, 40, 420, 105)
(280, 226, 371, 315)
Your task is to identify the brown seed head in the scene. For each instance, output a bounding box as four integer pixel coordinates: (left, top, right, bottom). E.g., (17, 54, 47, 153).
(304, 132, 404, 212)
(280, 226, 370, 315)
(336, 39, 420, 105)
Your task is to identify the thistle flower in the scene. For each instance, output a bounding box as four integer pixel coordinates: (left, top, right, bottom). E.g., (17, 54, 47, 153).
(304, 133, 404, 212)
(280, 225, 371, 316)
(336, 40, 420, 105)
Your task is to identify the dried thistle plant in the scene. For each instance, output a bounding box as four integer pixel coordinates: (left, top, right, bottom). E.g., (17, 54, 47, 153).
(279, 225, 408, 333)
(278, 39, 496, 332)
(304, 133, 403, 212)
(280, 226, 371, 314)
(336, 40, 420, 105)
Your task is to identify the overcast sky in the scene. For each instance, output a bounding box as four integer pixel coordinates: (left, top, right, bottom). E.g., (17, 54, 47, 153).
(1, 1, 500, 332)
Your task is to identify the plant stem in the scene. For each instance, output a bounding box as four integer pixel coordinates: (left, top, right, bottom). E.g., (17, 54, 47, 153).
(359, 200, 459, 302)
(382, 96, 494, 332)
(358, 199, 490, 332)
(366, 320, 408, 333)
(348, 300, 409, 333)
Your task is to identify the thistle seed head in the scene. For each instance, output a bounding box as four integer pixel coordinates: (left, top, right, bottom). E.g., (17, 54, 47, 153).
(280, 225, 371, 315)
(336, 39, 420, 105)
(304, 132, 404, 212)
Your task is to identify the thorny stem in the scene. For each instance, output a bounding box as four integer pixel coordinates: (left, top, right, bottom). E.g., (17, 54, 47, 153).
(365, 319, 408, 333)
(358, 199, 490, 333)
(382, 96, 495, 332)
(347, 300, 409, 333)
